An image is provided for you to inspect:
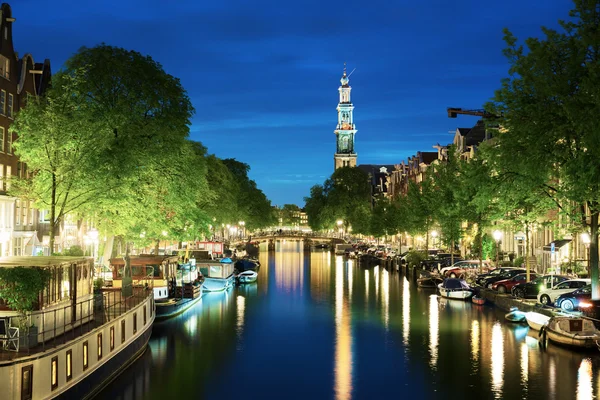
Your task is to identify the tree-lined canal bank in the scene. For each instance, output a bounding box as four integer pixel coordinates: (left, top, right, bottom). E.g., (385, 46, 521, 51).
(99, 245, 599, 400)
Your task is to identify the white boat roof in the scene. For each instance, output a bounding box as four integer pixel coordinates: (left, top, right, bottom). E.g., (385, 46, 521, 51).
(0, 256, 92, 268)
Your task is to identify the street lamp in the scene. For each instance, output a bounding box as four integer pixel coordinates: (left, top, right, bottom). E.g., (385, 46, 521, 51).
(581, 232, 591, 277)
(431, 230, 438, 249)
(493, 230, 503, 267)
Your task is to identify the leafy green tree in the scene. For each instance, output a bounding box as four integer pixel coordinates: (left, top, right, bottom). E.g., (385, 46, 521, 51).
(324, 167, 371, 234)
(280, 204, 301, 226)
(487, 0, 600, 296)
(402, 179, 437, 250)
(304, 184, 335, 232)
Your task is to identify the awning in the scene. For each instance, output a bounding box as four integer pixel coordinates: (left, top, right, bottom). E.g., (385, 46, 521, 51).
(543, 239, 572, 251)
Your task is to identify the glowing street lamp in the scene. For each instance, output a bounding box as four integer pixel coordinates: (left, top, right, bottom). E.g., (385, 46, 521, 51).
(493, 230, 503, 267)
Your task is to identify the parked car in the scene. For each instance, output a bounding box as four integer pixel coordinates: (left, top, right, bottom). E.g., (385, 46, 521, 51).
(537, 279, 591, 306)
(555, 284, 592, 311)
(475, 267, 519, 286)
(440, 260, 491, 278)
(481, 268, 527, 289)
(511, 274, 570, 299)
(491, 273, 538, 294)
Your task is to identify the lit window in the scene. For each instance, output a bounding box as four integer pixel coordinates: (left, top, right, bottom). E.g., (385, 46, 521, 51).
(21, 365, 33, 400)
(97, 333, 102, 360)
(66, 350, 72, 381)
(51, 356, 58, 390)
(83, 341, 88, 370)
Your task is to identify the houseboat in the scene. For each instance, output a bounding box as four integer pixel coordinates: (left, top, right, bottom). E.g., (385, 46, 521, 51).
(109, 255, 179, 301)
(0, 256, 154, 400)
(196, 260, 235, 292)
(154, 261, 204, 320)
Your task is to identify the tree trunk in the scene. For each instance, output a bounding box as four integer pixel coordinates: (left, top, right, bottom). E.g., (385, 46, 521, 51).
(476, 223, 483, 273)
(590, 209, 599, 300)
(49, 172, 57, 255)
(525, 223, 531, 282)
(154, 239, 160, 255)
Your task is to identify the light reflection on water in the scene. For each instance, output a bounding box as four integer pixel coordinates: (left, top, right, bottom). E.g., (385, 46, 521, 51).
(100, 248, 600, 400)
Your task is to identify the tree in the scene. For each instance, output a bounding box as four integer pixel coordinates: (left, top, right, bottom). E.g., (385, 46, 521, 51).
(325, 167, 371, 233)
(280, 204, 301, 226)
(304, 184, 335, 232)
(487, 0, 600, 297)
(11, 70, 107, 252)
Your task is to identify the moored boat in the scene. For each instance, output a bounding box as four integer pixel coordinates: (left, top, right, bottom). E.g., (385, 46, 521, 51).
(472, 296, 486, 305)
(237, 270, 258, 284)
(417, 276, 443, 288)
(541, 316, 600, 349)
(197, 261, 235, 292)
(438, 278, 473, 300)
(505, 307, 527, 323)
(155, 262, 204, 320)
(0, 256, 154, 400)
(525, 311, 551, 331)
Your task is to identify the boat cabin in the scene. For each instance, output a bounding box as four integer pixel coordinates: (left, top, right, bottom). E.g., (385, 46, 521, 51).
(196, 261, 235, 280)
(0, 256, 94, 344)
(109, 255, 179, 300)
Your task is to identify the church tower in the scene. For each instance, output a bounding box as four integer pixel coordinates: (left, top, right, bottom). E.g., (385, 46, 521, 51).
(334, 64, 357, 170)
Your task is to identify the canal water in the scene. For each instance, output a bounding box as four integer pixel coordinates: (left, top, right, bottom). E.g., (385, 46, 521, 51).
(99, 242, 600, 400)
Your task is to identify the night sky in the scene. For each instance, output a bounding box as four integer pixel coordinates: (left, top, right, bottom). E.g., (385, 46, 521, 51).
(13, 0, 572, 206)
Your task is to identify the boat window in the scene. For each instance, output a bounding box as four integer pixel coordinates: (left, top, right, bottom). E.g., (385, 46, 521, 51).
(110, 326, 115, 351)
(83, 341, 89, 370)
(121, 320, 126, 344)
(150, 265, 161, 277)
(66, 350, 72, 381)
(51, 356, 58, 390)
(97, 333, 103, 360)
(143, 305, 147, 325)
(21, 365, 33, 400)
(133, 313, 137, 334)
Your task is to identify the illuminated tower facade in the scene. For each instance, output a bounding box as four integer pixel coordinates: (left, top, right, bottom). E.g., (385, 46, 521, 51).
(334, 65, 357, 170)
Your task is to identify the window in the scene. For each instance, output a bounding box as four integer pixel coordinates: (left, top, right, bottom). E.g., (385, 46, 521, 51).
(143, 306, 147, 325)
(8, 93, 13, 118)
(66, 350, 72, 381)
(97, 333, 103, 360)
(39, 209, 49, 223)
(0, 163, 4, 191)
(51, 356, 58, 390)
(83, 341, 89, 370)
(13, 237, 22, 256)
(121, 320, 126, 344)
(133, 313, 137, 334)
(6, 165, 11, 190)
(1, 90, 5, 114)
(0, 55, 8, 79)
(555, 282, 570, 290)
(0, 127, 4, 152)
(6, 130, 11, 154)
(15, 199, 20, 224)
(110, 326, 115, 351)
(21, 365, 33, 400)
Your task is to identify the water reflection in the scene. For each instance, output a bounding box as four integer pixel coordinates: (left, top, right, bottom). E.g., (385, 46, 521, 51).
(310, 251, 331, 303)
(275, 243, 304, 292)
(520, 343, 528, 391)
(577, 358, 593, 400)
(335, 254, 352, 399)
(402, 279, 410, 347)
(471, 320, 480, 363)
(491, 322, 504, 398)
(364, 270, 369, 301)
(429, 294, 439, 369)
(382, 268, 389, 330)
(347, 259, 353, 301)
(236, 295, 245, 344)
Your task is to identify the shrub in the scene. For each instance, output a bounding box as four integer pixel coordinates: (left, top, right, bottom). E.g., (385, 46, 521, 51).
(406, 250, 427, 267)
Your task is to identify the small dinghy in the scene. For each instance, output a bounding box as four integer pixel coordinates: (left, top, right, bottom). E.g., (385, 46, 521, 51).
(417, 272, 443, 288)
(525, 312, 551, 331)
(237, 270, 258, 284)
(472, 296, 485, 305)
(438, 278, 473, 300)
(541, 316, 600, 349)
(505, 306, 527, 323)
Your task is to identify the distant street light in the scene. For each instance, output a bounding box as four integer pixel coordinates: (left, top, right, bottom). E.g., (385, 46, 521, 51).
(493, 230, 503, 267)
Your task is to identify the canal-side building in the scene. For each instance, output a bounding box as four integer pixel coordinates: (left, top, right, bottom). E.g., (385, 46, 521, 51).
(334, 65, 357, 171)
(0, 3, 52, 256)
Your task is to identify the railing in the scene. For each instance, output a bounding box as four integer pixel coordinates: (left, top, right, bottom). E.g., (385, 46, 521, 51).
(0, 284, 152, 361)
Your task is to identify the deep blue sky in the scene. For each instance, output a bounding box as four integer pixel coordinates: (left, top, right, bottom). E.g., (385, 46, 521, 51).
(13, 0, 573, 206)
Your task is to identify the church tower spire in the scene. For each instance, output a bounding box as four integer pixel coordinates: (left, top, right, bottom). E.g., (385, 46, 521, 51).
(334, 63, 357, 170)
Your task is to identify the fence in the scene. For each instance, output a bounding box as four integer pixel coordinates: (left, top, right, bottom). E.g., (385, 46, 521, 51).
(0, 284, 152, 361)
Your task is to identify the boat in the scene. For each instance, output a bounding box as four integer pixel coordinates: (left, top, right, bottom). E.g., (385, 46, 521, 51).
(196, 260, 236, 292)
(505, 306, 527, 323)
(417, 275, 443, 288)
(0, 256, 154, 400)
(438, 278, 473, 300)
(155, 262, 204, 320)
(525, 311, 551, 331)
(472, 296, 486, 305)
(237, 270, 258, 284)
(541, 316, 600, 349)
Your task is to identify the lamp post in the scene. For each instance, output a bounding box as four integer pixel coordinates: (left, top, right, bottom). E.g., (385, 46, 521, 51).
(493, 230, 503, 268)
(582, 232, 591, 278)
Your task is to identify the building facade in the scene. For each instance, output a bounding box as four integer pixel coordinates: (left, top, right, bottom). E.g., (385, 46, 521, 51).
(334, 66, 357, 170)
(0, 3, 51, 256)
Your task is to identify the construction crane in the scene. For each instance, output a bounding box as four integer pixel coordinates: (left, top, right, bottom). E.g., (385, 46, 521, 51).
(447, 107, 497, 119)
